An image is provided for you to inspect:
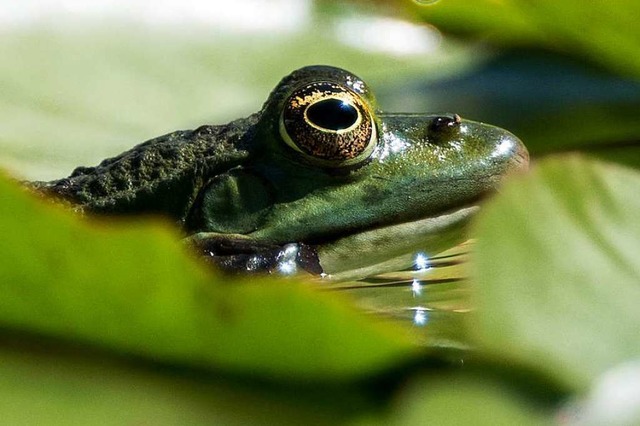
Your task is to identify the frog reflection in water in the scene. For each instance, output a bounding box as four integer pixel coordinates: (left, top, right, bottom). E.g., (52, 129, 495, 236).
(32, 66, 528, 280)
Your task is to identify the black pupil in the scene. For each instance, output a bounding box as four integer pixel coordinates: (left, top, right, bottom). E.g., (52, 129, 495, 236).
(306, 98, 359, 131)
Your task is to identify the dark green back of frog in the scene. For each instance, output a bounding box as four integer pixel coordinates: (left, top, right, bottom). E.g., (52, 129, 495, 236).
(31, 115, 257, 224)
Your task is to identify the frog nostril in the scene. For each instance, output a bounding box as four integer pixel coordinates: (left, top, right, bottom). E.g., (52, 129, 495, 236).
(428, 114, 461, 134)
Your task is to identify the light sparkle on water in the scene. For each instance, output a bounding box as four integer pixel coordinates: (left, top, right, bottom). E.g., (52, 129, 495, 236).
(276, 244, 298, 275)
(414, 252, 431, 271)
(277, 260, 296, 275)
(413, 308, 428, 326)
(411, 279, 422, 297)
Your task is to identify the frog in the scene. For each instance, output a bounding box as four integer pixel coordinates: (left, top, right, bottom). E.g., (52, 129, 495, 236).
(30, 65, 529, 280)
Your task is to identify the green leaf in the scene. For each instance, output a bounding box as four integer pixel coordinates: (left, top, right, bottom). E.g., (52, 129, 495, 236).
(0, 174, 417, 382)
(413, 0, 640, 78)
(385, 374, 550, 426)
(0, 336, 358, 426)
(472, 155, 640, 390)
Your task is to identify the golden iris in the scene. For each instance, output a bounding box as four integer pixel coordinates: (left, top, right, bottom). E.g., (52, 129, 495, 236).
(279, 82, 377, 167)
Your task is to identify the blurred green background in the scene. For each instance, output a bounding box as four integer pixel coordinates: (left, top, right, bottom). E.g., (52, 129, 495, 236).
(1, 0, 640, 424)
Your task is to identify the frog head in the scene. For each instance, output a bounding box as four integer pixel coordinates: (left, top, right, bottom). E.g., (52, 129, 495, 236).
(189, 65, 528, 277)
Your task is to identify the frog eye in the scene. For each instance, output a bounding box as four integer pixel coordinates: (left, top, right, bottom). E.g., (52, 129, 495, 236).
(279, 82, 377, 167)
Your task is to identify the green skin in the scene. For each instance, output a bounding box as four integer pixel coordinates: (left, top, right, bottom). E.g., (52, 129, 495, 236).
(32, 66, 529, 280)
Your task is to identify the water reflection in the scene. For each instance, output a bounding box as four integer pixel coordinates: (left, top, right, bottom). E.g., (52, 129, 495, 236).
(326, 242, 472, 343)
(414, 252, 431, 271)
(411, 279, 423, 297)
(276, 244, 299, 275)
(412, 307, 429, 326)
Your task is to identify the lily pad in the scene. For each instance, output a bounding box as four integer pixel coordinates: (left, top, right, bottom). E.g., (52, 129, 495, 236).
(0, 174, 418, 382)
(413, 0, 640, 78)
(0, 335, 358, 425)
(384, 373, 550, 426)
(472, 155, 640, 390)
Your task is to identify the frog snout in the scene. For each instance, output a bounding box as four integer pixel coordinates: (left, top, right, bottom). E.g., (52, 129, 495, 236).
(494, 131, 529, 175)
(508, 135, 530, 174)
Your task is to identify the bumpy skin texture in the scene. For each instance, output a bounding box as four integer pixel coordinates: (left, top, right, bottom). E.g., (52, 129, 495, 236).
(32, 116, 256, 223)
(31, 66, 528, 276)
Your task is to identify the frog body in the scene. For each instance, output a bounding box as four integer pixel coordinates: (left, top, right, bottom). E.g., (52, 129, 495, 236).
(35, 116, 256, 220)
(32, 66, 528, 279)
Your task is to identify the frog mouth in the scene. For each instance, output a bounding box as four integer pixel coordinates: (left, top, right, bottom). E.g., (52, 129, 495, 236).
(259, 201, 482, 279)
(187, 203, 479, 279)
(309, 204, 480, 278)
